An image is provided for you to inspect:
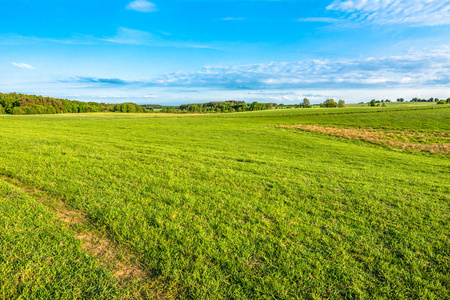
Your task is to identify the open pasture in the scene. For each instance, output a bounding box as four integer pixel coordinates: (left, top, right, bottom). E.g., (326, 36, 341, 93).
(0, 105, 449, 299)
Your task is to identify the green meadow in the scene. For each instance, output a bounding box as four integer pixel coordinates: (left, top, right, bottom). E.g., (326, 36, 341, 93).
(0, 105, 449, 299)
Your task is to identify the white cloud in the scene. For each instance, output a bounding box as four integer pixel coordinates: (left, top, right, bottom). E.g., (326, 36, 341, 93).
(101, 27, 153, 45)
(126, 0, 157, 13)
(100, 27, 213, 49)
(326, 0, 450, 26)
(146, 47, 450, 89)
(222, 17, 246, 21)
(11, 62, 35, 70)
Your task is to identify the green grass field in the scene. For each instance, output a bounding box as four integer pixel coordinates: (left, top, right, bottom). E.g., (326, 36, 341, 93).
(1, 105, 449, 299)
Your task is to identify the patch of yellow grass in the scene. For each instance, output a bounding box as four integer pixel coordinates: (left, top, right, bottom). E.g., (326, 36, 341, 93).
(278, 125, 450, 154)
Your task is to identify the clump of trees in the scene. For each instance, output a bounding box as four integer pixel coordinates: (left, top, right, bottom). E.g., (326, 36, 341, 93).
(0, 93, 146, 115)
(141, 104, 163, 111)
(437, 99, 450, 105)
(300, 98, 311, 108)
(319, 99, 345, 108)
(368, 99, 391, 106)
(320, 99, 337, 107)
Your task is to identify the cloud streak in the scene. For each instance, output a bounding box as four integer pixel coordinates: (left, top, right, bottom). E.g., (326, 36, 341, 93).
(75, 77, 134, 85)
(101, 27, 214, 49)
(100, 27, 153, 45)
(12, 62, 35, 69)
(0, 28, 213, 49)
(222, 17, 246, 21)
(326, 0, 450, 26)
(126, 0, 157, 13)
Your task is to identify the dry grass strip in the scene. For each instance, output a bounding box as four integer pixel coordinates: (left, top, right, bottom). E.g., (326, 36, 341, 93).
(278, 124, 450, 154)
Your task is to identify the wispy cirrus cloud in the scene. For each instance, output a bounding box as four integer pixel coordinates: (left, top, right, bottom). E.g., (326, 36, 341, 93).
(326, 0, 450, 26)
(12, 62, 35, 69)
(101, 27, 214, 49)
(76, 77, 132, 85)
(126, 0, 157, 13)
(100, 27, 153, 45)
(0, 33, 97, 45)
(0, 28, 213, 49)
(222, 17, 246, 21)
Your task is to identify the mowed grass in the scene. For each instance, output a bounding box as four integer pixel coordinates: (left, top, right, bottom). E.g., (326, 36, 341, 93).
(0, 105, 449, 299)
(0, 179, 120, 299)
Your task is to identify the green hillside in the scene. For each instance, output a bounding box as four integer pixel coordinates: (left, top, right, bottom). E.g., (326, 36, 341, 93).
(0, 105, 448, 299)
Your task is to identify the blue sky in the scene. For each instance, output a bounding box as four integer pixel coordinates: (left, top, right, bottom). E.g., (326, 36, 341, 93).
(1, 0, 449, 105)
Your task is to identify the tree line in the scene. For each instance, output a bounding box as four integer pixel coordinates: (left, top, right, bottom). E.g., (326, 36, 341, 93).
(2, 92, 445, 116)
(161, 100, 282, 113)
(366, 97, 450, 107)
(156, 98, 345, 114)
(0, 93, 146, 115)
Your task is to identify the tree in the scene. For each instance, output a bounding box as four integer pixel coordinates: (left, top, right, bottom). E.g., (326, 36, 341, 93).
(397, 98, 404, 102)
(13, 107, 26, 115)
(250, 101, 260, 111)
(300, 98, 311, 108)
(323, 99, 337, 108)
(338, 99, 345, 108)
(368, 99, 376, 107)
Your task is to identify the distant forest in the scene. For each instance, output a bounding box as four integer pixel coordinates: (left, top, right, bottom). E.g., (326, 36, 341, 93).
(0, 93, 146, 115)
(1, 92, 448, 115)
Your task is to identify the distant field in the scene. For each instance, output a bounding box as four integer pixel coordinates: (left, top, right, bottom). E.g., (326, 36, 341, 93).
(0, 104, 449, 299)
(347, 101, 440, 108)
